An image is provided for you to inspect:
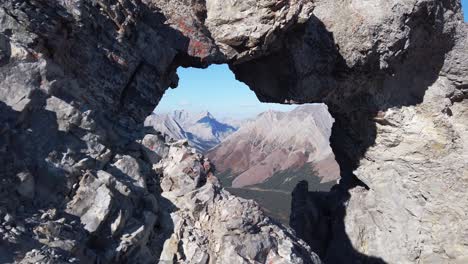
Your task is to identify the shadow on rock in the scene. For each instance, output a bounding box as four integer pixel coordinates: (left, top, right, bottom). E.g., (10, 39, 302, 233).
(0, 90, 101, 262)
(290, 180, 387, 264)
(152, 195, 177, 261)
(233, 7, 457, 263)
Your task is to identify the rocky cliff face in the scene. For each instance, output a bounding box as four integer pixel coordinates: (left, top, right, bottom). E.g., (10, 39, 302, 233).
(0, 0, 467, 264)
(232, 1, 468, 263)
(0, 1, 318, 263)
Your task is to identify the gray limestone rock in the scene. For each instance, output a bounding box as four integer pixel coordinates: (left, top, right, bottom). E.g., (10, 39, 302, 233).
(229, 1, 468, 263)
(205, 0, 314, 61)
(66, 172, 114, 233)
(141, 133, 169, 163)
(157, 142, 321, 264)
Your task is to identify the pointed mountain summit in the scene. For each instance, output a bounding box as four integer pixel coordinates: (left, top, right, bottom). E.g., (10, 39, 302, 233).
(145, 110, 238, 153)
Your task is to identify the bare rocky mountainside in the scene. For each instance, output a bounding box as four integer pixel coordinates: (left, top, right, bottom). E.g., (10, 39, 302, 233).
(208, 104, 339, 188)
(207, 104, 340, 224)
(0, 1, 466, 264)
(145, 110, 237, 153)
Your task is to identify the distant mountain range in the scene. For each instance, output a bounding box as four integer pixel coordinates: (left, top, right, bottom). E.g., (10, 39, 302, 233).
(207, 104, 340, 188)
(147, 105, 340, 224)
(145, 110, 238, 153)
(206, 104, 340, 223)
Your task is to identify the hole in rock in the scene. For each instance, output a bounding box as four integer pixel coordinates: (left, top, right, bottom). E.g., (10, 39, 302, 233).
(146, 64, 340, 225)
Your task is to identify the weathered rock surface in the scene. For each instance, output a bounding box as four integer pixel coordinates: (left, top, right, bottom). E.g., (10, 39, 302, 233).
(204, 0, 314, 61)
(236, 1, 467, 263)
(156, 140, 321, 264)
(0, 1, 318, 262)
(0, 0, 467, 263)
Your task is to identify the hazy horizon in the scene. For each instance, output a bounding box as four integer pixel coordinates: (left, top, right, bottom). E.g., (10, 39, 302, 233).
(153, 107, 302, 121)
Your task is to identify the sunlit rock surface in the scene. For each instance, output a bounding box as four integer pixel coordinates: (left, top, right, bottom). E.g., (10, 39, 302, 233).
(156, 140, 321, 264)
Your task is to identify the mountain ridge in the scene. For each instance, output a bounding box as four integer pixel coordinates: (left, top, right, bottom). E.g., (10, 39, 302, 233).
(145, 110, 239, 152)
(207, 104, 340, 189)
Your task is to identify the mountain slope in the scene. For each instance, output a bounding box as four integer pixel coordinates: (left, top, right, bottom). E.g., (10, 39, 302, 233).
(206, 104, 340, 224)
(145, 110, 238, 153)
(207, 104, 340, 188)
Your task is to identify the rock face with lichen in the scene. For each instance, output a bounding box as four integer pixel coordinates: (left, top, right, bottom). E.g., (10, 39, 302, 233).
(0, 0, 467, 263)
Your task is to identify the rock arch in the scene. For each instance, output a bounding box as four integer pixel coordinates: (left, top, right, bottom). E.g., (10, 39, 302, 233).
(0, 0, 466, 263)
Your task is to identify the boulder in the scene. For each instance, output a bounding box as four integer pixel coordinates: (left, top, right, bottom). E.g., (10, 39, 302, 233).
(66, 173, 114, 233)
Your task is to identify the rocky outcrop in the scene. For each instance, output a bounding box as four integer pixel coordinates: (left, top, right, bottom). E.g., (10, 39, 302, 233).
(0, 0, 318, 263)
(155, 140, 321, 264)
(204, 0, 314, 61)
(231, 1, 468, 263)
(0, 0, 467, 263)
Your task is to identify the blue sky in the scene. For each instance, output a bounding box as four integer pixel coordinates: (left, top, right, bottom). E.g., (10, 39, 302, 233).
(155, 65, 296, 119)
(156, 4, 467, 119)
(463, 0, 467, 21)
